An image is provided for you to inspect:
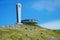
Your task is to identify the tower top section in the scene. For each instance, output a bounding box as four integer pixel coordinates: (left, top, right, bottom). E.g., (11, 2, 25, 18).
(16, 3, 21, 5)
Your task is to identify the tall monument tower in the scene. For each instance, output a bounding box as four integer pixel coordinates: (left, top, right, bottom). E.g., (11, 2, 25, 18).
(16, 3, 21, 24)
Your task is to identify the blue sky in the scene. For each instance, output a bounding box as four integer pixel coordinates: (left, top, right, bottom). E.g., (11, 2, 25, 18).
(0, 0, 60, 29)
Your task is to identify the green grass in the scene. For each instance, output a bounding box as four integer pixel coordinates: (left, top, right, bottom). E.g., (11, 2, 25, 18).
(0, 24, 60, 40)
(53, 30, 60, 38)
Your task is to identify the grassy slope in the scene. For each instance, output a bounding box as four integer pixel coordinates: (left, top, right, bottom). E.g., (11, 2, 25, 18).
(53, 30, 60, 36)
(0, 24, 60, 40)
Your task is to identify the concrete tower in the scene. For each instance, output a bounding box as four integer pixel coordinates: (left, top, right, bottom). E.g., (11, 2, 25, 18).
(16, 3, 21, 24)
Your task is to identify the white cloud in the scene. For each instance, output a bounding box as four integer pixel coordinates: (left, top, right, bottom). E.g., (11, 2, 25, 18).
(40, 20, 60, 29)
(32, 0, 60, 11)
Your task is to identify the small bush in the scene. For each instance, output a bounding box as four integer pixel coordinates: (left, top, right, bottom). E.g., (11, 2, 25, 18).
(20, 37, 22, 40)
(41, 33, 43, 35)
(25, 28, 27, 30)
(25, 34, 28, 36)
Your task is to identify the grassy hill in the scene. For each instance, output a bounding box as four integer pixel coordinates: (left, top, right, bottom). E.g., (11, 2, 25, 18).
(53, 30, 60, 36)
(0, 24, 60, 40)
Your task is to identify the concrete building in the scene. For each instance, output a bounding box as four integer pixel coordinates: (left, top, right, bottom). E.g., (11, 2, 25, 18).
(16, 3, 38, 25)
(21, 19, 38, 25)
